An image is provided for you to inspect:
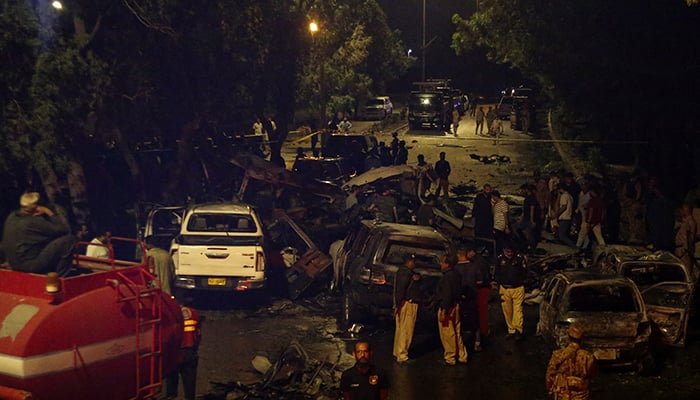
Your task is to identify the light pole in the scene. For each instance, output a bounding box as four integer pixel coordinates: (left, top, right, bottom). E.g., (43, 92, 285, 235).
(422, 0, 426, 81)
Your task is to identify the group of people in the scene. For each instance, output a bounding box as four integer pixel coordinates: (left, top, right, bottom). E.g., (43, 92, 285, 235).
(347, 242, 596, 400)
(470, 171, 613, 256)
(391, 240, 526, 368)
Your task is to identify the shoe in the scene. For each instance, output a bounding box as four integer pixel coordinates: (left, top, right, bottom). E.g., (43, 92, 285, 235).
(395, 358, 415, 365)
(514, 332, 524, 342)
(505, 333, 515, 340)
(440, 360, 456, 366)
(458, 359, 469, 365)
(473, 343, 483, 352)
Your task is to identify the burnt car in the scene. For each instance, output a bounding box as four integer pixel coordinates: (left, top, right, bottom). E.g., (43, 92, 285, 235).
(334, 220, 454, 328)
(537, 271, 654, 372)
(593, 245, 695, 346)
(291, 156, 354, 186)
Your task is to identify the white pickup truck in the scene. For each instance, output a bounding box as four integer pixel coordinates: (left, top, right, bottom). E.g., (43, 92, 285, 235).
(169, 202, 267, 292)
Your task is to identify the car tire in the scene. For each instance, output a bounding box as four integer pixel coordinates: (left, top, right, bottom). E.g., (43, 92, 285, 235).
(636, 351, 656, 375)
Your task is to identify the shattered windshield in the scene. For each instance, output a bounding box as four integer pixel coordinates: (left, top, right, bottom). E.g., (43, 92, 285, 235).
(642, 283, 691, 308)
(381, 241, 448, 270)
(567, 284, 640, 312)
(621, 263, 689, 287)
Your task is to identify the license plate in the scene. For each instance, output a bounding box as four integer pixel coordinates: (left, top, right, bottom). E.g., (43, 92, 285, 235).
(207, 277, 227, 286)
(593, 348, 618, 360)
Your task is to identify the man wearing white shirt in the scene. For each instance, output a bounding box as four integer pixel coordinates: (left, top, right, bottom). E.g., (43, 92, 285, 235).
(86, 231, 111, 258)
(555, 185, 576, 247)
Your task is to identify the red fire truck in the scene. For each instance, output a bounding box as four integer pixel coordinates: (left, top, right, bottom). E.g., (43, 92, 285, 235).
(0, 237, 184, 400)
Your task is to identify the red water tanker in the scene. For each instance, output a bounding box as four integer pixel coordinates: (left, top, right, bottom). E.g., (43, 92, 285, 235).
(0, 238, 183, 400)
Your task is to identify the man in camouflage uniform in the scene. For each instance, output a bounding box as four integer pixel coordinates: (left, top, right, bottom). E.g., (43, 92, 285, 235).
(546, 325, 597, 400)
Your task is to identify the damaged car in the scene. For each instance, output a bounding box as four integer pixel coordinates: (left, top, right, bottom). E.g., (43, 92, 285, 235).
(537, 271, 654, 373)
(593, 245, 695, 346)
(335, 220, 454, 328)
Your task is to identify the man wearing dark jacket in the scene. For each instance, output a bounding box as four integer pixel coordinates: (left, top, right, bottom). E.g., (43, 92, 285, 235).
(491, 243, 527, 340)
(392, 254, 422, 364)
(1, 192, 75, 276)
(434, 254, 468, 365)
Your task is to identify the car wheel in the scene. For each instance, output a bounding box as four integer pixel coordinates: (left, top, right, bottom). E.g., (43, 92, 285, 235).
(636, 351, 656, 375)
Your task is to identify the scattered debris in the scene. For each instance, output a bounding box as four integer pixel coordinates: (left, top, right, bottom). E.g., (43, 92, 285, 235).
(469, 153, 511, 164)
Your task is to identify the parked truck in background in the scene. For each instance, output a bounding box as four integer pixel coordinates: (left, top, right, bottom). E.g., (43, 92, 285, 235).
(407, 79, 455, 131)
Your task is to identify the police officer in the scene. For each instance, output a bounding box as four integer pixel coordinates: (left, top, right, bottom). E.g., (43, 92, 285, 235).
(392, 253, 421, 364)
(166, 305, 201, 400)
(340, 341, 389, 400)
(491, 243, 526, 340)
(546, 325, 597, 400)
(434, 254, 468, 365)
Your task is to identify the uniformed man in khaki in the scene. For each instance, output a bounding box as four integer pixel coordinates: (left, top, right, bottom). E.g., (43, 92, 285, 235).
(546, 325, 597, 400)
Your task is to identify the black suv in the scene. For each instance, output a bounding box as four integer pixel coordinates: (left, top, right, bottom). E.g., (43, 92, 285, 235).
(333, 220, 454, 327)
(291, 156, 352, 186)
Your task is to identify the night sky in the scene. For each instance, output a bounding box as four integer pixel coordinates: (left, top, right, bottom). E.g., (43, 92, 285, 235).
(377, 0, 523, 97)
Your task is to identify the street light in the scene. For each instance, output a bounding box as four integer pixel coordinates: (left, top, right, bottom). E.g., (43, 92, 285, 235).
(51, 1, 63, 10)
(309, 21, 318, 34)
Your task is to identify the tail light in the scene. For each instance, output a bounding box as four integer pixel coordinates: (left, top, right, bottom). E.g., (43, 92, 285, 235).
(256, 251, 265, 272)
(359, 266, 387, 285)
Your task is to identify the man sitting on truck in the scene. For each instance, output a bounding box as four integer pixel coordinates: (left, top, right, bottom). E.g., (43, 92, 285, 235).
(1, 192, 76, 276)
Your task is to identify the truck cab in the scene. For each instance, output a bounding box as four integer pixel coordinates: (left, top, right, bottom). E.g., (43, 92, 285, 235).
(170, 202, 267, 292)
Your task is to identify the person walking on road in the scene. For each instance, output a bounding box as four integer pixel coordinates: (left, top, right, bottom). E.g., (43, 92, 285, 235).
(486, 106, 497, 136)
(434, 254, 468, 365)
(393, 253, 422, 364)
(475, 107, 485, 135)
(546, 325, 597, 400)
(491, 243, 526, 341)
(434, 152, 451, 199)
(341, 341, 389, 400)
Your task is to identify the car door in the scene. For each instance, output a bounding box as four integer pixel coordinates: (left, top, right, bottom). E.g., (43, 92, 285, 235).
(537, 277, 563, 340)
(641, 282, 693, 346)
(143, 206, 185, 251)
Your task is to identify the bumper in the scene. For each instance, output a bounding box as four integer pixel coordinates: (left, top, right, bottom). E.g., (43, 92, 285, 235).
(175, 275, 266, 291)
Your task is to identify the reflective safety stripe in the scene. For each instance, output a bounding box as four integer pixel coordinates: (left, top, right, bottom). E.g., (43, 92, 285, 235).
(184, 326, 196, 332)
(184, 319, 197, 326)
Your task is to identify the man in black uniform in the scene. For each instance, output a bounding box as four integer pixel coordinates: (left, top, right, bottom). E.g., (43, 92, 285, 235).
(472, 184, 494, 240)
(491, 243, 527, 340)
(434, 254, 468, 365)
(340, 341, 389, 400)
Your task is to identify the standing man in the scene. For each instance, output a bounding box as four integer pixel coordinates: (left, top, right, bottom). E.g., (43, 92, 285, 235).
(340, 341, 389, 400)
(576, 186, 607, 251)
(166, 304, 202, 400)
(86, 230, 111, 259)
(434, 152, 451, 199)
(546, 325, 597, 400)
(514, 184, 541, 252)
(675, 204, 697, 272)
(473, 184, 494, 240)
(491, 243, 526, 341)
(491, 191, 510, 255)
(555, 184, 577, 247)
(485, 106, 496, 136)
(475, 106, 485, 136)
(1, 192, 75, 277)
(145, 236, 175, 296)
(434, 254, 468, 365)
(454, 247, 482, 352)
(468, 246, 493, 346)
(393, 253, 422, 364)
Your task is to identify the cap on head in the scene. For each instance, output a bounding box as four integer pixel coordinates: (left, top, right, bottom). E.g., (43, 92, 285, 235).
(20, 192, 40, 208)
(568, 325, 584, 340)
